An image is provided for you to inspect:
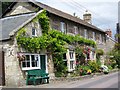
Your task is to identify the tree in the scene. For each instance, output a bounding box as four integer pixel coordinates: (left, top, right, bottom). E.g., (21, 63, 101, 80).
(1, 1, 13, 17)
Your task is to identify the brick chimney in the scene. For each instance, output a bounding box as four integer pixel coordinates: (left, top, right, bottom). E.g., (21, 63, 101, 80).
(105, 29, 112, 37)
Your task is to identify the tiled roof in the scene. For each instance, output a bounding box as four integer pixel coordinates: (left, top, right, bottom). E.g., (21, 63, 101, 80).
(32, 1, 105, 33)
(0, 13, 35, 40)
(3, 0, 105, 33)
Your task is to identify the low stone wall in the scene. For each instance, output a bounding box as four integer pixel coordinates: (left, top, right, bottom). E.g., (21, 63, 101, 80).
(50, 69, 119, 84)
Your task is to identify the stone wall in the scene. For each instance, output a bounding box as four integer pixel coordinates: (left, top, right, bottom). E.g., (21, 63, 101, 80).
(49, 14, 106, 44)
(2, 39, 25, 87)
(6, 2, 37, 16)
(1, 19, 44, 86)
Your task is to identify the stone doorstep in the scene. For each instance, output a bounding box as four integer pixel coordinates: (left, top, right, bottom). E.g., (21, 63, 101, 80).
(49, 69, 119, 84)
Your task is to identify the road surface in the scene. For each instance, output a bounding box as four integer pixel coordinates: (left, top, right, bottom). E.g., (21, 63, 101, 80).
(22, 72, 119, 88)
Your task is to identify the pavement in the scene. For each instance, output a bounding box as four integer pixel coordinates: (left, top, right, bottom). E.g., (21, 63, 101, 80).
(19, 71, 119, 88)
(0, 69, 119, 88)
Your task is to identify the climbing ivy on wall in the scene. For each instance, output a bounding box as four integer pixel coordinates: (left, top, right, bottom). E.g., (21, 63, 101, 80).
(16, 10, 96, 76)
(32, 10, 50, 34)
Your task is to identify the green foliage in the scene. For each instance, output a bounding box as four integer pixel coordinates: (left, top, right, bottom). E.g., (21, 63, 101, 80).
(77, 65, 90, 75)
(75, 46, 86, 64)
(113, 51, 120, 68)
(96, 49, 104, 60)
(107, 45, 120, 69)
(38, 10, 50, 34)
(16, 10, 96, 76)
(96, 49, 104, 56)
(32, 10, 50, 34)
(88, 61, 100, 73)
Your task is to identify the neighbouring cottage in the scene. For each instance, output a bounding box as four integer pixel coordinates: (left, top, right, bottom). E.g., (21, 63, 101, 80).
(0, 0, 107, 86)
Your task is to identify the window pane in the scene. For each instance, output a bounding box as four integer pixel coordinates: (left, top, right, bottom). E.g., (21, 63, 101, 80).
(69, 51, 74, 59)
(93, 32, 96, 40)
(31, 55, 39, 67)
(31, 55, 35, 61)
(70, 61, 74, 69)
(26, 61, 30, 67)
(84, 29, 88, 38)
(26, 55, 30, 60)
(60, 22, 66, 33)
(32, 62, 36, 67)
(32, 28, 36, 36)
(22, 62, 26, 67)
(63, 53, 66, 59)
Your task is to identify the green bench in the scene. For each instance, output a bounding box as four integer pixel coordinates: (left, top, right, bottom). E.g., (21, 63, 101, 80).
(26, 69, 49, 85)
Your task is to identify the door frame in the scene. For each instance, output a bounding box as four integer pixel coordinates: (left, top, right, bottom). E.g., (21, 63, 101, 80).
(0, 51, 5, 86)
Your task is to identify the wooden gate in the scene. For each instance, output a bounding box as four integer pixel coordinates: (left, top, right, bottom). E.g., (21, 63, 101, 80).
(0, 51, 5, 86)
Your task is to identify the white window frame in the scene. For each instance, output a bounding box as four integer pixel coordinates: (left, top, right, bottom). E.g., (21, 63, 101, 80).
(32, 28, 37, 37)
(74, 26, 78, 34)
(60, 22, 66, 34)
(21, 53, 41, 70)
(84, 29, 88, 38)
(69, 50, 75, 70)
(70, 61, 74, 69)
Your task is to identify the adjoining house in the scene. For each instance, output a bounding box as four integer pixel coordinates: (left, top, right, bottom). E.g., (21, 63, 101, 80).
(0, 0, 107, 86)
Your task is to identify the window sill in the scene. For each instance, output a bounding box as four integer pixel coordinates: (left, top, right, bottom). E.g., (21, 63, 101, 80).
(22, 67, 41, 71)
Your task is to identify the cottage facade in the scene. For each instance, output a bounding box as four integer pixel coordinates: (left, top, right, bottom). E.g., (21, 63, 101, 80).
(0, 1, 107, 86)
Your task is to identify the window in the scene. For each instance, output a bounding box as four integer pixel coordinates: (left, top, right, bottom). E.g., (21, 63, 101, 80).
(60, 22, 66, 34)
(93, 32, 96, 40)
(69, 50, 75, 70)
(99, 34, 102, 43)
(74, 26, 78, 34)
(32, 28, 37, 36)
(84, 29, 88, 38)
(63, 53, 67, 68)
(70, 61, 74, 69)
(69, 50, 74, 60)
(63, 53, 67, 61)
(21, 54, 40, 70)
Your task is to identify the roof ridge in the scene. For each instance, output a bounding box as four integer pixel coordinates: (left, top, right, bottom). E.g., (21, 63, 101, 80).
(1, 12, 36, 20)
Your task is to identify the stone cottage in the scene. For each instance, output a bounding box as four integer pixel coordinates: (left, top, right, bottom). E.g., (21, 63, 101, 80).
(0, 0, 107, 86)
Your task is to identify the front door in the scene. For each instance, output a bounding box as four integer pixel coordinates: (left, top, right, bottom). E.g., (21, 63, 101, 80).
(0, 51, 5, 86)
(40, 55, 46, 72)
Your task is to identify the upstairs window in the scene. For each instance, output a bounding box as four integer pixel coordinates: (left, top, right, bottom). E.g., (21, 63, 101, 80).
(32, 28, 37, 37)
(74, 26, 78, 34)
(84, 29, 88, 38)
(60, 22, 66, 34)
(99, 34, 102, 43)
(93, 32, 96, 40)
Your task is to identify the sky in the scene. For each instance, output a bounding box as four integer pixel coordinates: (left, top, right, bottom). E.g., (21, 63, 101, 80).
(37, 0, 119, 38)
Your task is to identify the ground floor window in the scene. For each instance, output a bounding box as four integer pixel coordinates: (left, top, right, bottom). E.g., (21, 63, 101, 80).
(21, 53, 41, 70)
(70, 61, 74, 69)
(69, 50, 75, 70)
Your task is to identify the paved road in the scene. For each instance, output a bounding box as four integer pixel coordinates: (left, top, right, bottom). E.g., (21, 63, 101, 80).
(22, 72, 119, 88)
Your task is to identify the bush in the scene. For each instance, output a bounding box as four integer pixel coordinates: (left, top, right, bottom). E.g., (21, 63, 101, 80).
(78, 65, 90, 76)
(107, 65, 113, 70)
(88, 61, 100, 73)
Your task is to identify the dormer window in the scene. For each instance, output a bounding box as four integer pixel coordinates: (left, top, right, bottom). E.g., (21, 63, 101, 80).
(32, 28, 37, 37)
